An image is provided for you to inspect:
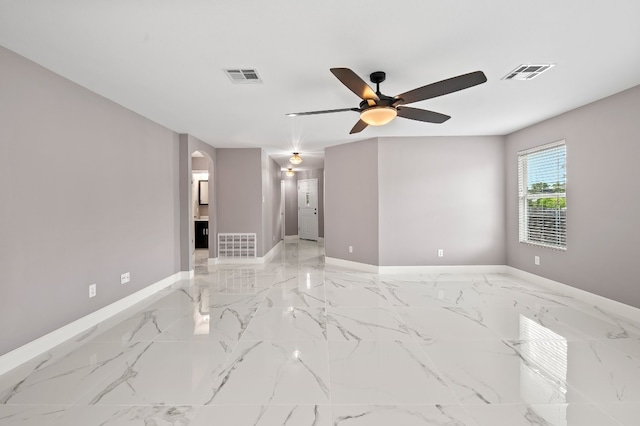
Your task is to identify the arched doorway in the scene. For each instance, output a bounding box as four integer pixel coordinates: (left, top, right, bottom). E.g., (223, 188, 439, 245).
(191, 150, 214, 270)
(179, 134, 216, 273)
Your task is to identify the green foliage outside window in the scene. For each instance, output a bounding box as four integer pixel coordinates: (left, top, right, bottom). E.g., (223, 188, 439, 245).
(528, 182, 566, 194)
(527, 197, 566, 209)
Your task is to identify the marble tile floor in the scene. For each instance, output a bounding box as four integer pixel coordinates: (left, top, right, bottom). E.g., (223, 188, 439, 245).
(2, 240, 640, 425)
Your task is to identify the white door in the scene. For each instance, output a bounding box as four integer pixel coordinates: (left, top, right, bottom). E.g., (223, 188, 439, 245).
(298, 178, 318, 241)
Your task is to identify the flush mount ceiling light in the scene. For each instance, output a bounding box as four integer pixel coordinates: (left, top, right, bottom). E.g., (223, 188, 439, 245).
(286, 168, 295, 177)
(289, 153, 302, 165)
(360, 106, 397, 126)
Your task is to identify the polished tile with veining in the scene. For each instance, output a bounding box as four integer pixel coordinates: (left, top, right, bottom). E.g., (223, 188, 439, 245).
(241, 307, 327, 341)
(191, 405, 331, 426)
(2, 241, 640, 425)
(331, 404, 477, 425)
(463, 403, 621, 426)
(329, 340, 458, 404)
(326, 307, 411, 341)
(206, 340, 330, 405)
(421, 339, 588, 405)
(78, 341, 234, 406)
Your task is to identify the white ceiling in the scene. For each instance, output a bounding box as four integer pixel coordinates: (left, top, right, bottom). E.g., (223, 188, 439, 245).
(2, 0, 639, 171)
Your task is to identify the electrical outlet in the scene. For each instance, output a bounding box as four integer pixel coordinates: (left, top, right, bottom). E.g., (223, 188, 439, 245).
(121, 272, 130, 285)
(348, 246, 353, 253)
(89, 283, 97, 298)
(438, 249, 444, 257)
(534, 256, 540, 265)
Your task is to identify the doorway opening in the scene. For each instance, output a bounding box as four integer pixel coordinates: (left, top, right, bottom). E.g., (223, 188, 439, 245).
(191, 150, 213, 269)
(298, 178, 319, 241)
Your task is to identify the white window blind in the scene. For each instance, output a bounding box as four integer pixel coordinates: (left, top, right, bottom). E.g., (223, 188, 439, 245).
(518, 140, 566, 250)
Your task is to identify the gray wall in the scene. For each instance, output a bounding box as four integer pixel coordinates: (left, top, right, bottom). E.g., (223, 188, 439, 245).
(378, 136, 506, 266)
(0, 46, 181, 356)
(216, 148, 282, 258)
(506, 84, 640, 307)
(261, 151, 283, 255)
(215, 148, 263, 253)
(191, 156, 208, 171)
(283, 169, 325, 238)
(284, 175, 298, 236)
(325, 139, 379, 265)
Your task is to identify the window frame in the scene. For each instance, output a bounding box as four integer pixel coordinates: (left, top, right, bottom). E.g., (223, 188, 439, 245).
(518, 140, 567, 251)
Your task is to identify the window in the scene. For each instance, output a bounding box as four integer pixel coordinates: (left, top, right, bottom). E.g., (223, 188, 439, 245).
(518, 140, 566, 250)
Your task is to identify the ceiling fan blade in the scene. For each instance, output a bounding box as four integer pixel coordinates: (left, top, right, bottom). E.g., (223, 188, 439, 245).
(396, 106, 451, 123)
(286, 107, 358, 117)
(394, 71, 487, 105)
(330, 68, 380, 101)
(349, 119, 369, 134)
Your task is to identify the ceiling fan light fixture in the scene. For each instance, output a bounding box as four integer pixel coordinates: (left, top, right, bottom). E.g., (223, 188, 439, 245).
(360, 106, 397, 126)
(289, 152, 303, 165)
(286, 168, 295, 177)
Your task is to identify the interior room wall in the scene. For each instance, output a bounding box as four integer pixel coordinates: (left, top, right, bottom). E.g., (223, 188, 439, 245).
(505, 84, 640, 308)
(283, 174, 298, 236)
(191, 156, 208, 171)
(191, 170, 209, 218)
(215, 148, 264, 254)
(0, 45, 181, 356)
(261, 151, 283, 256)
(192, 155, 210, 221)
(325, 139, 379, 265)
(378, 136, 506, 266)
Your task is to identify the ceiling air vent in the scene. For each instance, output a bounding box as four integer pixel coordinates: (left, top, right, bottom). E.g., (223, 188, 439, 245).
(502, 64, 555, 80)
(224, 68, 262, 84)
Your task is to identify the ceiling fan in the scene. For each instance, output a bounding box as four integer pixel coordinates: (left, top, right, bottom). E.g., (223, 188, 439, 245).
(287, 68, 487, 134)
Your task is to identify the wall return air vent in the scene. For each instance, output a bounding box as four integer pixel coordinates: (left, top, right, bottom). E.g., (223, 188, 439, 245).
(224, 68, 262, 84)
(502, 64, 555, 80)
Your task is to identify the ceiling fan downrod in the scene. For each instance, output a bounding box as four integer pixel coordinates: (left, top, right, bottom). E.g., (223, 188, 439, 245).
(370, 71, 386, 96)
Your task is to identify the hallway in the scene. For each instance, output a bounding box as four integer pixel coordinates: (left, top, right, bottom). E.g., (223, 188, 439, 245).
(1, 240, 639, 425)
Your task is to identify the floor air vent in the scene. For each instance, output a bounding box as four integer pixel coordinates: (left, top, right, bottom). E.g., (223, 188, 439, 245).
(502, 64, 555, 80)
(218, 233, 257, 259)
(224, 69, 262, 84)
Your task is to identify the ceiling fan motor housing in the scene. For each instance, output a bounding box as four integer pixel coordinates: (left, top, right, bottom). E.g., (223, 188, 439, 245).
(370, 71, 386, 84)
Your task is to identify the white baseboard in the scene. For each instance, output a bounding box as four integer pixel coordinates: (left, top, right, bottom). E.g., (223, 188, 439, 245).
(260, 240, 284, 263)
(0, 271, 188, 377)
(379, 265, 508, 275)
(506, 267, 640, 324)
(325, 257, 380, 273)
(283, 235, 324, 243)
(325, 258, 508, 275)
